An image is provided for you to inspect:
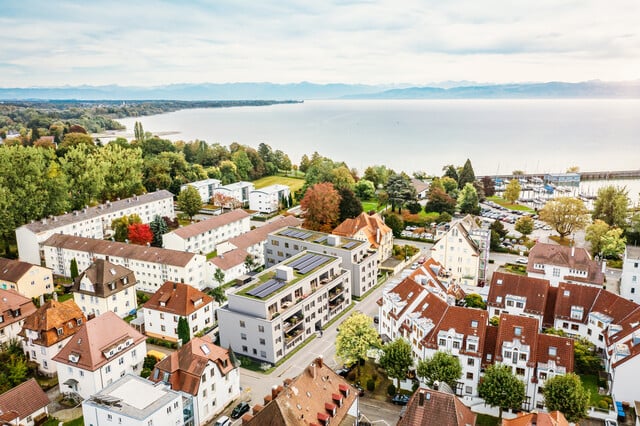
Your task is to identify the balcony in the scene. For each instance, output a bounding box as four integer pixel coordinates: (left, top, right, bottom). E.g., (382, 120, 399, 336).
(284, 312, 304, 332)
(285, 327, 304, 348)
(328, 287, 344, 301)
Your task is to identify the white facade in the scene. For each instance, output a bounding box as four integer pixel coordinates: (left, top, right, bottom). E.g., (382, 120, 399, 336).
(162, 210, 250, 254)
(42, 235, 209, 292)
(16, 190, 174, 265)
(620, 246, 640, 304)
(181, 178, 222, 203)
(191, 357, 240, 425)
(265, 228, 378, 298)
(22, 332, 74, 375)
(249, 184, 290, 213)
(219, 252, 351, 364)
(74, 288, 137, 319)
(82, 374, 185, 426)
(144, 300, 216, 342)
(211, 181, 255, 207)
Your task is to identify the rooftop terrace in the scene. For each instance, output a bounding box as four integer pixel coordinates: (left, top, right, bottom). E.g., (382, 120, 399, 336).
(274, 227, 365, 250)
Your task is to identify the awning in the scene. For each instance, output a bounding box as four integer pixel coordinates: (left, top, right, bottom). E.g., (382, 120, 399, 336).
(63, 378, 79, 387)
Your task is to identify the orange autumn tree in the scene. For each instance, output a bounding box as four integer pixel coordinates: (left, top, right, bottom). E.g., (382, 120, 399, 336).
(300, 182, 341, 232)
(128, 223, 153, 245)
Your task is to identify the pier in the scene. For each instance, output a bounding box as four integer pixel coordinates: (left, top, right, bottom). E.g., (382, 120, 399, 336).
(478, 170, 640, 182)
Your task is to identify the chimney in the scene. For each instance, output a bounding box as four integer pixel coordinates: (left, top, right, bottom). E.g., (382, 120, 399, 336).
(316, 356, 323, 368)
(571, 245, 575, 257)
(602, 260, 607, 273)
(39, 294, 45, 306)
(433, 380, 439, 391)
(241, 413, 253, 424)
(52, 291, 58, 301)
(252, 404, 263, 415)
(263, 394, 272, 405)
(419, 391, 425, 406)
(376, 228, 380, 244)
(308, 362, 316, 379)
(271, 385, 279, 400)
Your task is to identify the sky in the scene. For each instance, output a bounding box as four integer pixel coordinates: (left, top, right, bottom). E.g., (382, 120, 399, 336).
(2, 0, 640, 87)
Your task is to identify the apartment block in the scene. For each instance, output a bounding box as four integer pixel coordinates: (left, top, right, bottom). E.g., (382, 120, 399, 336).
(249, 184, 291, 213)
(181, 178, 222, 203)
(620, 245, 640, 304)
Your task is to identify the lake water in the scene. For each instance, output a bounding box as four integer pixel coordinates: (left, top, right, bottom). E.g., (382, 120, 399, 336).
(115, 99, 640, 202)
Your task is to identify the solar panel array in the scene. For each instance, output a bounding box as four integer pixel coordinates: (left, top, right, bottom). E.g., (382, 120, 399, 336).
(313, 236, 328, 243)
(342, 241, 357, 249)
(296, 254, 329, 275)
(280, 229, 314, 240)
(246, 279, 287, 298)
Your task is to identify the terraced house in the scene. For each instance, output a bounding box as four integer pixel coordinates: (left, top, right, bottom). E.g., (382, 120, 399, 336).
(218, 251, 350, 364)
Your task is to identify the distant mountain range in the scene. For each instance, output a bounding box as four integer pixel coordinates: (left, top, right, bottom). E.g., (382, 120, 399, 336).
(1, 80, 640, 101)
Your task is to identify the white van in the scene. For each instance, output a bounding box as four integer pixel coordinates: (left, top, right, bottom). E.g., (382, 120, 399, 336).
(214, 416, 231, 426)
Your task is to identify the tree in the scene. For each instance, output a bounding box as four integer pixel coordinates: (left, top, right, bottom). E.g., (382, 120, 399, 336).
(592, 185, 629, 228)
(134, 121, 145, 142)
(70, 258, 79, 280)
(128, 223, 153, 245)
(457, 159, 476, 188)
(331, 166, 356, 191)
(112, 214, 142, 242)
(482, 176, 496, 197)
(363, 165, 391, 189)
(545, 329, 601, 375)
(354, 179, 376, 200)
(416, 351, 462, 389)
(478, 363, 525, 419)
(542, 373, 589, 423)
(209, 286, 227, 304)
(514, 216, 534, 238)
(600, 227, 626, 259)
(504, 179, 521, 204)
(442, 164, 458, 182)
(300, 182, 341, 232)
(177, 185, 203, 220)
(382, 212, 404, 238)
(336, 312, 381, 375)
(539, 197, 589, 239)
(338, 187, 363, 222)
(464, 293, 486, 309)
(244, 255, 256, 273)
(379, 338, 413, 388)
(385, 173, 416, 213)
(457, 183, 480, 215)
(440, 176, 459, 196)
(60, 144, 107, 210)
(149, 215, 169, 248)
(98, 144, 145, 201)
(585, 219, 610, 256)
(177, 317, 190, 344)
(425, 188, 456, 215)
(214, 268, 226, 287)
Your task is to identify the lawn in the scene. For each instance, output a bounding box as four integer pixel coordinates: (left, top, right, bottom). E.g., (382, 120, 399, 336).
(361, 200, 381, 213)
(476, 413, 500, 426)
(580, 373, 610, 408)
(252, 175, 305, 194)
(344, 360, 394, 402)
(487, 196, 535, 212)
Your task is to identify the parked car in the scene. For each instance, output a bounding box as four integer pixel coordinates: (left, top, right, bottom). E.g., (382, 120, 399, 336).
(410, 262, 419, 269)
(515, 257, 528, 264)
(354, 383, 365, 396)
(336, 363, 355, 377)
(391, 394, 410, 405)
(231, 402, 250, 419)
(373, 315, 379, 324)
(214, 416, 231, 426)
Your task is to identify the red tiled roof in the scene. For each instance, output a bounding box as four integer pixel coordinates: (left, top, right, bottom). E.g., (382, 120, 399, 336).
(332, 212, 391, 249)
(0, 289, 36, 329)
(536, 333, 575, 373)
(482, 325, 499, 368)
(226, 215, 301, 250)
(494, 314, 540, 367)
(0, 378, 49, 422)
(72, 259, 137, 297)
(387, 277, 427, 320)
(422, 305, 488, 356)
(487, 272, 549, 316)
(502, 411, 569, 426)
(143, 281, 213, 316)
(20, 299, 86, 347)
(172, 209, 249, 239)
(209, 248, 249, 270)
(398, 388, 476, 426)
(0, 257, 34, 282)
(527, 242, 604, 285)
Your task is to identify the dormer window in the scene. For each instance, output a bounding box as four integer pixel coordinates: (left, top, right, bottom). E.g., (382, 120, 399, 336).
(496, 296, 503, 303)
(56, 327, 63, 336)
(549, 346, 557, 356)
(12, 309, 20, 317)
(77, 319, 83, 326)
(570, 306, 583, 321)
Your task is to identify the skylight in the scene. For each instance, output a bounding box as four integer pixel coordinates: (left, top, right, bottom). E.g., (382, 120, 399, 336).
(201, 344, 211, 355)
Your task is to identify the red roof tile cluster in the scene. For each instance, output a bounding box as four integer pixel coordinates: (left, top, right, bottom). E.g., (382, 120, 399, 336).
(488, 272, 550, 316)
(0, 289, 36, 329)
(0, 378, 49, 423)
(502, 411, 569, 426)
(225, 215, 302, 250)
(493, 314, 541, 367)
(143, 281, 213, 316)
(0, 257, 35, 283)
(20, 299, 86, 347)
(527, 242, 604, 285)
(332, 212, 391, 249)
(398, 387, 476, 426)
(72, 259, 137, 297)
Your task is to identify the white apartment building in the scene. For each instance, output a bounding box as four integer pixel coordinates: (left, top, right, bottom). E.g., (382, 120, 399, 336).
(620, 245, 640, 304)
(162, 209, 250, 254)
(218, 251, 351, 364)
(430, 215, 490, 286)
(265, 227, 378, 298)
(149, 336, 240, 426)
(42, 234, 208, 292)
(20, 299, 86, 375)
(142, 281, 216, 342)
(181, 178, 222, 203)
(604, 308, 640, 404)
(16, 190, 174, 265)
(487, 272, 549, 329)
(249, 184, 290, 213)
(0, 258, 54, 299)
(527, 242, 605, 287)
(0, 288, 36, 346)
(54, 311, 147, 400)
(82, 374, 185, 426)
(72, 259, 137, 319)
(212, 181, 255, 207)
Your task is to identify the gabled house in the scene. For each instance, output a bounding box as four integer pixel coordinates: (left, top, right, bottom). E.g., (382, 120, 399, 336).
(82, 374, 185, 426)
(411, 178, 430, 200)
(243, 357, 359, 426)
(0, 378, 50, 426)
(0, 257, 54, 299)
(502, 411, 569, 426)
(149, 336, 240, 426)
(527, 242, 605, 287)
(620, 245, 640, 304)
(142, 281, 216, 342)
(0, 288, 36, 346)
(430, 215, 490, 286)
(397, 387, 476, 426)
(20, 299, 86, 375)
(249, 184, 291, 213)
(333, 211, 394, 262)
(487, 272, 549, 329)
(54, 311, 147, 400)
(72, 259, 137, 319)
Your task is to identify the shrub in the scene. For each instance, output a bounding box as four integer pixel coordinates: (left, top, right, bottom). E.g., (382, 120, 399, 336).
(387, 384, 396, 396)
(366, 378, 376, 392)
(412, 381, 420, 392)
(347, 371, 356, 382)
(598, 400, 609, 410)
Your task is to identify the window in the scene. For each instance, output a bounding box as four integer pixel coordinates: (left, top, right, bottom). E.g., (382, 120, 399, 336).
(258, 325, 265, 333)
(507, 300, 514, 307)
(240, 320, 246, 328)
(466, 372, 473, 380)
(241, 333, 247, 340)
(438, 338, 446, 346)
(552, 268, 561, 277)
(519, 353, 527, 361)
(571, 324, 579, 331)
(119, 357, 124, 365)
(453, 341, 460, 349)
(549, 346, 557, 356)
(467, 358, 475, 366)
(516, 302, 524, 309)
(105, 365, 111, 373)
(465, 386, 472, 394)
(242, 345, 248, 352)
(57, 327, 63, 336)
(514, 326, 522, 336)
(516, 367, 526, 376)
(259, 338, 266, 345)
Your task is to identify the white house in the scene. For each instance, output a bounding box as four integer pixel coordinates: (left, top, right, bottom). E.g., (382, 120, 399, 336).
(149, 336, 241, 426)
(265, 227, 378, 298)
(430, 215, 490, 286)
(181, 178, 222, 203)
(54, 311, 147, 400)
(212, 181, 255, 207)
(620, 245, 640, 304)
(0, 378, 50, 426)
(333, 212, 394, 263)
(527, 242, 605, 287)
(604, 309, 640, 404)
(0, 288, 36, 346)
(218, 252, 351, 364)
(249, 184, 290, 213)
(20, 299, 86, 375)
(0, 257, 54, 299)
(42, 234, 208, 292)
(72, 259, 138, 319)
(16, 190, 174, 265)
(487, 272, 550, 329)
(142, 281, 216, 342)
(162, 209, 250, 254)
(82, 374, 185, 426)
